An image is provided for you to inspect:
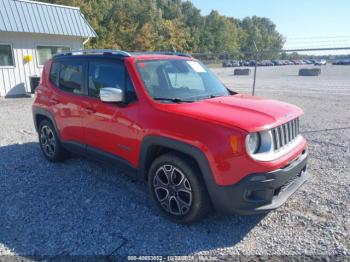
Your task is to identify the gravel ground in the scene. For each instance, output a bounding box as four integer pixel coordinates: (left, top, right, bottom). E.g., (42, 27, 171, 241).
(0, 65, 349, 259)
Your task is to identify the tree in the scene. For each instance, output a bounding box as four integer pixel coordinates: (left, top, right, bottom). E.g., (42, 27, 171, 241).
(240, 16, 285, 59)
(156, 19, 191, 52)
(37, 0, 285, 55)
(134, 22, 157, 51)
(198, 11, 242, 54)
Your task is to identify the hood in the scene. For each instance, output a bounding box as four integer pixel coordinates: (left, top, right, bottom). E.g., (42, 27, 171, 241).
(162, 94, 304, 132)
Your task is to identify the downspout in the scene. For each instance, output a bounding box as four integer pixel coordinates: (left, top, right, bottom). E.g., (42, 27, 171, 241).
(83, 37, 90, 46)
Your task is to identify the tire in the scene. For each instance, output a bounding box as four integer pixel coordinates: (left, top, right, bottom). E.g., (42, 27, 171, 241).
(148, 153, 211, 224)
(38, 119, 67, 162)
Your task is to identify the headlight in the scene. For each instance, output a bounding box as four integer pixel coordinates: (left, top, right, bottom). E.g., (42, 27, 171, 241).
(246, 133, 260, 154)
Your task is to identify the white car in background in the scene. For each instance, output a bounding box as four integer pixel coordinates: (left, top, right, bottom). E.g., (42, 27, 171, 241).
(314, 59, 327, 65)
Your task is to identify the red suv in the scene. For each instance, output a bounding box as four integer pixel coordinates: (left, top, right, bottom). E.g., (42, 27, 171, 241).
(32, 50, 308, 224)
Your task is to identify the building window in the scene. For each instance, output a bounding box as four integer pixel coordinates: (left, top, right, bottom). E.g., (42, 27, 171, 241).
(0, 44, 14, 67)
(37, 46, 70, 66)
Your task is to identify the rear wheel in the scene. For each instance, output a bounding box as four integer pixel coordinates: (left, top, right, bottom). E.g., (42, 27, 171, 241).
(148, 153, 211, 224)
(38, 120, 67, 162)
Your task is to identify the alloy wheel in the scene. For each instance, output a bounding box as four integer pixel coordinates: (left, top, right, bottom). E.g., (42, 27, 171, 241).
(153, 164, 193, 216)
(40, 125, 56, 157)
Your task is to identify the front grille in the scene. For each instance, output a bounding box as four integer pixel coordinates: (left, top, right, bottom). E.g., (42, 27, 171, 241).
(271, 118, 300, 151)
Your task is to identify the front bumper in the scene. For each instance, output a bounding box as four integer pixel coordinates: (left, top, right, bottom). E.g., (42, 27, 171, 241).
(209, 149, 309, 215)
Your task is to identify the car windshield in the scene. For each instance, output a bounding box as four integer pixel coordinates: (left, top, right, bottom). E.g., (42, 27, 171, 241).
(136, 59, 230, 102)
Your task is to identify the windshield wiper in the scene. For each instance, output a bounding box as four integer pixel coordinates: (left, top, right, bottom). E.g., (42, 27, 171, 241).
(199, 94, 227, 100)
(153, 97, 195, 103)
(208, 94, 223, 98)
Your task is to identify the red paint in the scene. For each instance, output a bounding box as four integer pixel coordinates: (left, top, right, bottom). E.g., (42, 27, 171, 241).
(33, 55, 307, 186)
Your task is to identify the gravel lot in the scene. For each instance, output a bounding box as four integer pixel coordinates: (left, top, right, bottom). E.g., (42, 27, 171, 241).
(0, 65, 349, 259)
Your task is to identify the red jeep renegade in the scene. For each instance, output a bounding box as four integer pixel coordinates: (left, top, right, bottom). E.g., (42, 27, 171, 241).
(32, 50, 308, 224)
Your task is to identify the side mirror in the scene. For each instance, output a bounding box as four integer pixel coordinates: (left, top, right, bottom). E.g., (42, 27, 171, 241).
(100, 87, 124, 103)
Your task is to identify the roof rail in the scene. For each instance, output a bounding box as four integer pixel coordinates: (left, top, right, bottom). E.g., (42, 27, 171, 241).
(130, 51, 192, 58)
(54, 49, 132, 58)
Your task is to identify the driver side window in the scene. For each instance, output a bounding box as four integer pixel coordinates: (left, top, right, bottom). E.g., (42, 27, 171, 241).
(88, 61, 125, 98)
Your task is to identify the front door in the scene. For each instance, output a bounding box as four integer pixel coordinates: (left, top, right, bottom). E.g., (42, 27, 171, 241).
(81, 59, 140, 166)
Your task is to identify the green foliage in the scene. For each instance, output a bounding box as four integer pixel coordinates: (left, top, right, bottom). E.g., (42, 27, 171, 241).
(38, 0, 285, 56)
(240, 16, 285, 59)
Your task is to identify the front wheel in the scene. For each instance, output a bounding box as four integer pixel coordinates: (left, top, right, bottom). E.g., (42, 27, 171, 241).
(148, 153, 211, 224)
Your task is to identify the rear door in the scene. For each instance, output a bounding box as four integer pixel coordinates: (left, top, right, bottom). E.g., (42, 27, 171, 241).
(49, 60, 87, 147)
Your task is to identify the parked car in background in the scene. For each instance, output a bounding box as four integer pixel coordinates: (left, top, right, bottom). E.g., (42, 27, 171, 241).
(230, 60, 241, 67)
(249, 60, 257, 66)
(260, 60, 274, 66)
(222, 60, 232, 67)
(332, 59, 350, 65)
(314, 59, 327, 66)
(271, 60, 280, 66)
(32, 50, 309, 224)
(279, 60, 292, 66)
(242, 61, 250, 67)
(303, 60, 314, 65)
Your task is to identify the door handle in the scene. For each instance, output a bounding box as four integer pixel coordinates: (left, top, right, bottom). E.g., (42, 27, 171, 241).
(50, 98, 60, 105)
(85, 107, 96, 114)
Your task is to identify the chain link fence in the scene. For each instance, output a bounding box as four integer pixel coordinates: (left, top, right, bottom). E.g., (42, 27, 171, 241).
(192, 48, 350, 97)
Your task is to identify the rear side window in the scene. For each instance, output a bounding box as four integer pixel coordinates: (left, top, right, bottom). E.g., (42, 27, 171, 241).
(59, 61, 84, 94)
(49, 62, 60, 87)
(88, 61, 125, 98)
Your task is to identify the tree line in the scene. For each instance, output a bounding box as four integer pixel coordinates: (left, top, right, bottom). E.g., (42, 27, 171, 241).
(40, 0, 285, 57)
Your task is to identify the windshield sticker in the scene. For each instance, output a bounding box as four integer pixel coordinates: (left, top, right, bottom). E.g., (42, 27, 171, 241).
(187, 61, 207, 73)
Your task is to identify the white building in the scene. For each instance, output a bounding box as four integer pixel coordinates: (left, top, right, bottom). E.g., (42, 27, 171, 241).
(0, 0, 96, 97)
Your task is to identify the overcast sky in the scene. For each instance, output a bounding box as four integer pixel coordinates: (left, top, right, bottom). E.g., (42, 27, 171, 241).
(190, 0, 350, 54)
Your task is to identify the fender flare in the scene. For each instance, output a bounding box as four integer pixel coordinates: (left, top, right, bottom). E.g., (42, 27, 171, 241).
(138, 135, 222, 207)
(32, 106, 60, 138)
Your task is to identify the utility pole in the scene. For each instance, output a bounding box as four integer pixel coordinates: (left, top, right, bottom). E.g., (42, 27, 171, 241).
(252, 41, 259, 96)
